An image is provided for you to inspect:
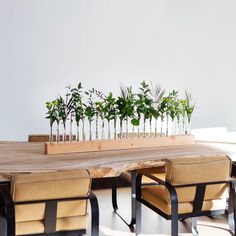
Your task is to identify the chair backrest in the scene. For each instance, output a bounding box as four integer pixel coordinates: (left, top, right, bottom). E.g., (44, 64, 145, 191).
(165, 155, 231, 203)
(11, 170, 91, 232)
(11, 170, 90, 202)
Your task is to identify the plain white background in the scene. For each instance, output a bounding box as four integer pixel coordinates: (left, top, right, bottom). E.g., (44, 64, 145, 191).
(0, 0, 236, 141)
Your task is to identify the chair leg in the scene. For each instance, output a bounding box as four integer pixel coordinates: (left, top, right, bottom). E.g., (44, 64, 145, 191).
(171, 218, 178, 236)
(191, 217, 198, 236)
(0, 203, 7, 236)
(112, 177, 118, 211)
(135, 199, 141, 236)
(228, 181, 236, 235)
(171, 194, 178, 236)
(89, 192, 99, 236)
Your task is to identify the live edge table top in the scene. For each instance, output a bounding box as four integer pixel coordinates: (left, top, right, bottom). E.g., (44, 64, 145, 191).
(0, 141, 234, 181)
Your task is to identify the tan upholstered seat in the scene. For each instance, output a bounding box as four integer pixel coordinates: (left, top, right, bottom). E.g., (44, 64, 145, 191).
(141, 156, 230, 215)
(136, 155, 234, 236)
(16, 215, 88, 235)
(140, 166, 166, 184)
(142, 186, 226, 215)
(10, 170, 91, 236)
(121, 165, 166, 185)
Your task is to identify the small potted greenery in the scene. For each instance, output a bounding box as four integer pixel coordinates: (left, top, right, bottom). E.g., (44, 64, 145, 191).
(50, 98, 62, 142)
(184, 91, 195, 135)
(70, 83, 85, 141)
(93, 89, 106, 139)
(149, 82, 165, 137)
(84, 89, 96, 141)
(45, 101, 58, 143)
(134, 81, 154, 138)
(104, 92, 117, 139)
(167, 90, 180, 135)
(46, 81, 195, 145)
(116, 85, 135, 139)
(159, 97, 168, 136)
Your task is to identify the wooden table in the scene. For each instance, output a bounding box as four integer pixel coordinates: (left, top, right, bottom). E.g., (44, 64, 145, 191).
(0, 141, 233, 180)
(0, 141, 234, 228)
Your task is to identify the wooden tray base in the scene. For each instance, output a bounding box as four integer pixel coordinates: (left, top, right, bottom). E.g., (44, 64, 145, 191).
(45, 135, 195, 155)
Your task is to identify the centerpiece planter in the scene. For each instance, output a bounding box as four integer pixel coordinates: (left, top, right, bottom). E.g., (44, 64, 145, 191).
(45, 81, 196, 155)
(45, 135, 195, 155)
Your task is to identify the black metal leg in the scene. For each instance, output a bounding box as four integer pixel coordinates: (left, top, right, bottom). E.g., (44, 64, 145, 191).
(135, 172, 142, 236)
(112, 171, 137, 229)
(135, 199, 141, 236)
(130, 171, 137, 225)
(228, 182, 236, 235)
(191, 217, 198, 236)
(112, 177, 118, 211)
(89, 192, 99, 236)
(171, 189, 178, 236)
(171, 218, 178, 236)
(0, 202, 7, 236)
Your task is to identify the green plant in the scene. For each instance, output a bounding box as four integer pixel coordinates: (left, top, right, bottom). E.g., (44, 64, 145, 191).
(93, 89, 106, 139)
(159, 97, 168, 136)
(162, 90, 180, 136)
(116, 85, 135, 138)
(84, 90, 96, 141)
(50, 98, 63, 142)
(167, 90, 181, 135)
(45, 81, 195, 143)
(174, 100, 182, 135)
(184, 91, 195, 134)
(103, 92, 117, 139)
(134, 81, 154, 138)
(58, 94, 71, 142)
(180, 99, 187, 135)
(70, 83, 84, 141)
(64, 85, 76, 142)
(45, 101, 58, 143)
(149, 82, 165, 137)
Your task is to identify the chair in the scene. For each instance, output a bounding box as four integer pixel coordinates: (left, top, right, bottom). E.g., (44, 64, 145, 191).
(135, 155, 236, 236)
(0, 170, 99, 236)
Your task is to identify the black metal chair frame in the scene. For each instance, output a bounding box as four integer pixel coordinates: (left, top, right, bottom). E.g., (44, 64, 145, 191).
(0, 183, 99, 236)
(112, 172, 137, 229)
(135, 172, 236, 236)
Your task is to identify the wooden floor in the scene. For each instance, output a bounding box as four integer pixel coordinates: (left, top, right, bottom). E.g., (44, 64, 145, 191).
(86, 187, 232, 236)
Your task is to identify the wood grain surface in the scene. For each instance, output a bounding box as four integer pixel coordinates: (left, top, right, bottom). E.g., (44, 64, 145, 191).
(45, 135, 195, 154)
(0, 141, 231, 181)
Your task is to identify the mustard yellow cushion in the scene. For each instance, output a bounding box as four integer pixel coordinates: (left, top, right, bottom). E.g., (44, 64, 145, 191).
(164, 155, 231, 201)
(142, 187, 227, 215)
(140, 167, 166, 184)
(16, 215, 87, 235)
(11, 170, 91, 202)
(165, 155, 231, 185)
(15, 200, 87, 222)
(142, 184, 227, 204)
(121, 166, 166, 184)
(10, 170, 91, 235)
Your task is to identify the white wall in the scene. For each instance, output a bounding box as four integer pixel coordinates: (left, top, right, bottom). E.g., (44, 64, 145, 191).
(0, 0, 236, 141)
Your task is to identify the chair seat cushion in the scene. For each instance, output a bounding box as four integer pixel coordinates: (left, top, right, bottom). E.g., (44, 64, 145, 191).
(142, 172, 166, 184)
(142, 184, 227, 204)
(121, 166, 166, 184)
(16, 215, 87, 235)
(15, 200, 87, 222)
(142, 186, 227, 215)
